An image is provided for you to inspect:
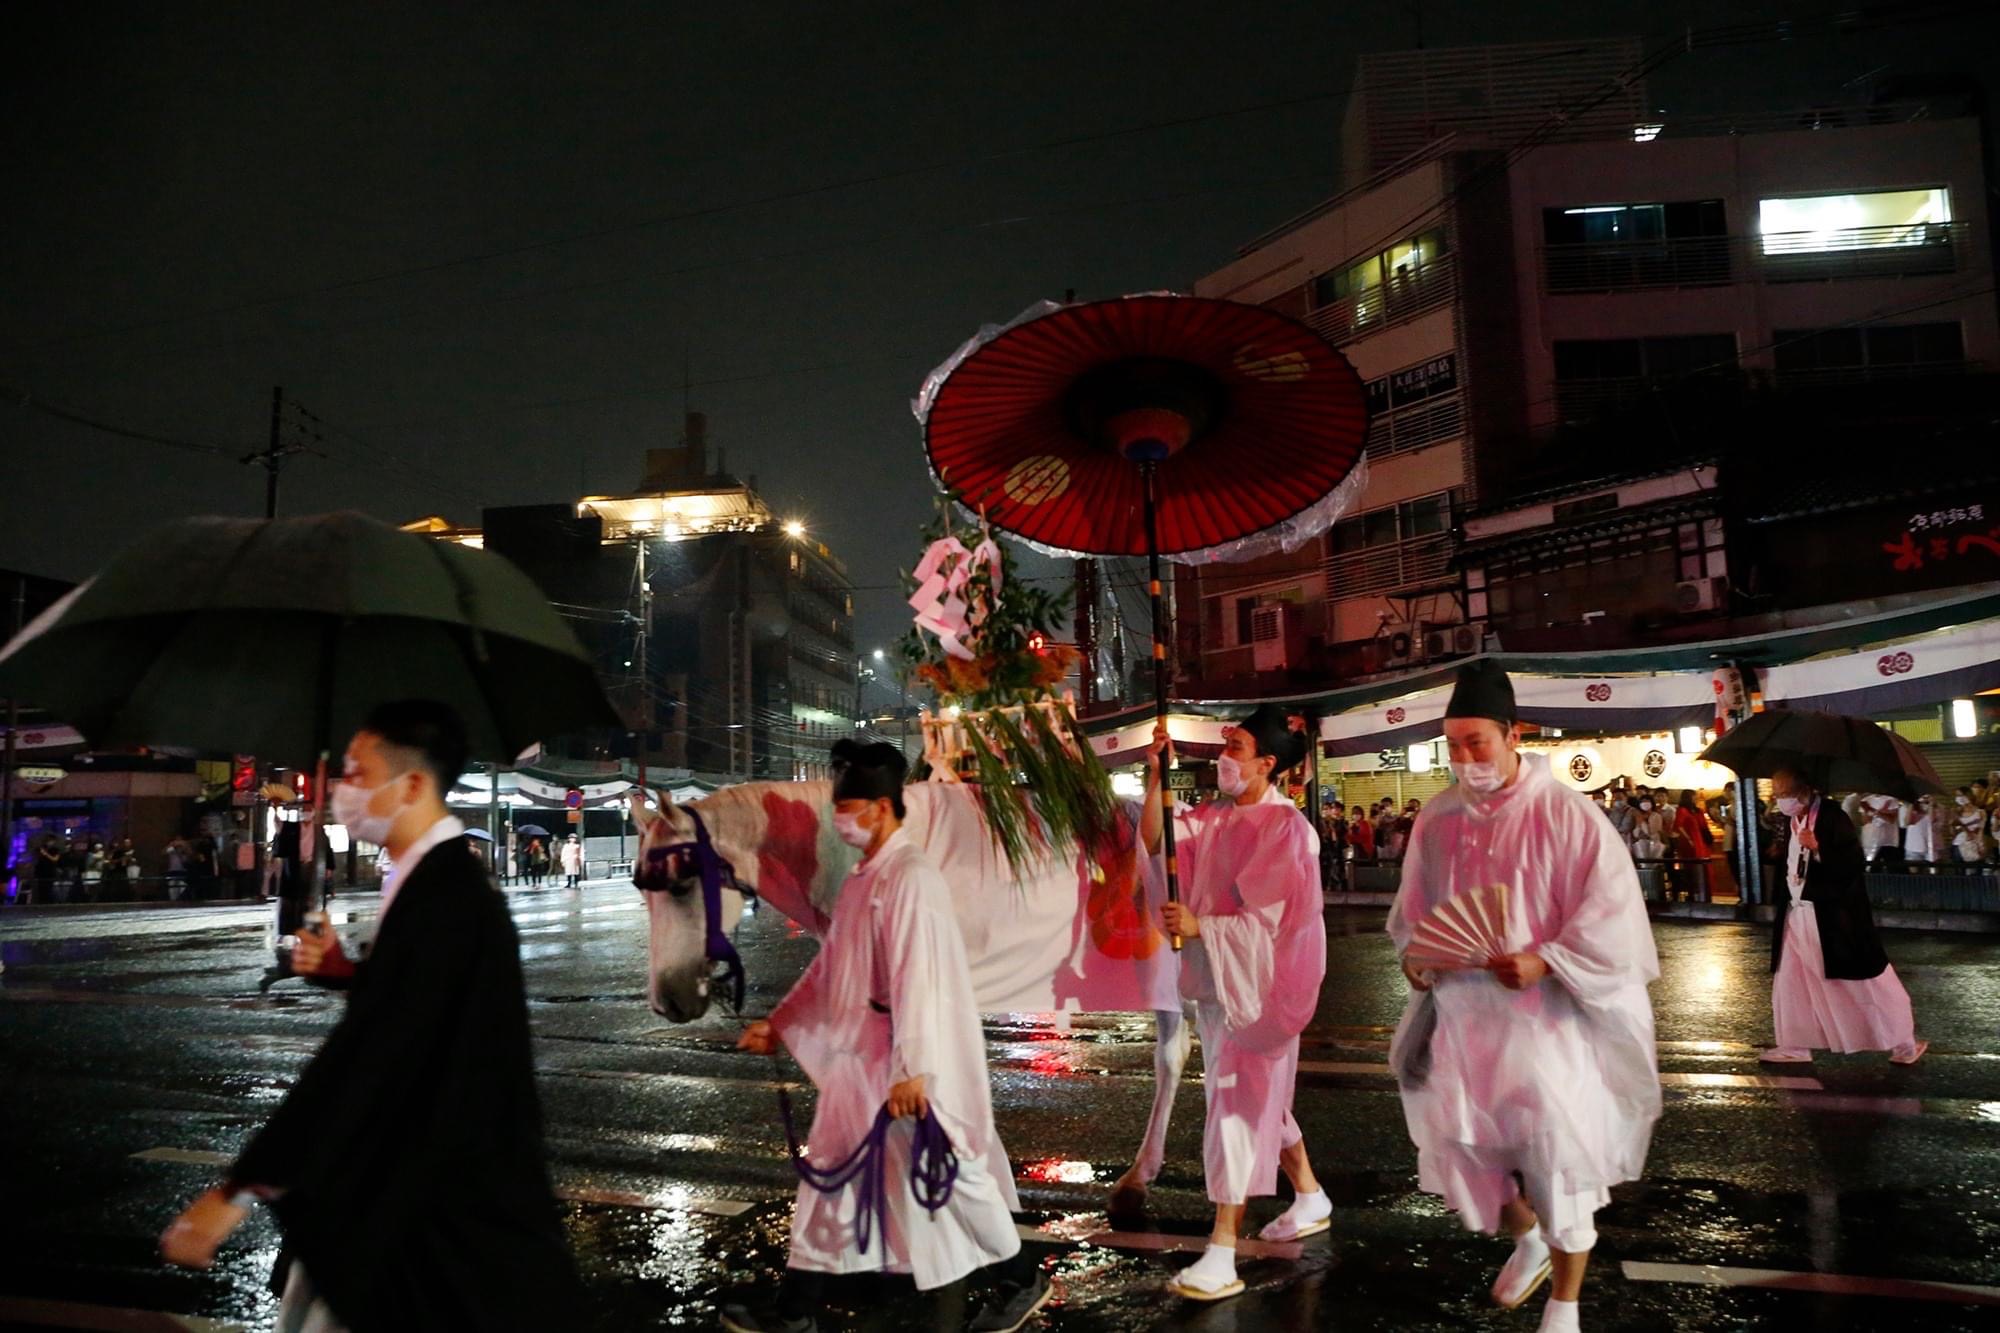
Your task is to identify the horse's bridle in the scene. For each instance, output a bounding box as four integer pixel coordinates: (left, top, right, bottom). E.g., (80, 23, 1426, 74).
(635, 806, 747, 1012)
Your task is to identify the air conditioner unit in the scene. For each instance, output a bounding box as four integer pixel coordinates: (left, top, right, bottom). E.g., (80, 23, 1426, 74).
(1250, 604, 1307, 672)
(1674, 577, 1727, 614)
(1382, 626, 1418, 668)
(1417, 620, 1486, 662)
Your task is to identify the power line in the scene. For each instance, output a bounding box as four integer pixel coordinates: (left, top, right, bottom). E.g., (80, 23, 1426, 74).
(15, 36, 1651, 369)
(0, 381, 244, 457)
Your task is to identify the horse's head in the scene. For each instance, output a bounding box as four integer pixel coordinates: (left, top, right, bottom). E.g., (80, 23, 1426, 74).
(630, 791, 746, 1023)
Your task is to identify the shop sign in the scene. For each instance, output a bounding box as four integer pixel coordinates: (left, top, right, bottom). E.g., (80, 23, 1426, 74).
(1364, 353, 1457, 416)
(14, 765, 65, 787)
(1761, 492, 1999, 602)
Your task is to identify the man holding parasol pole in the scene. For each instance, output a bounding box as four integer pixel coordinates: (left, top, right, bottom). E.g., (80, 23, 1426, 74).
(1388, 661, 1660, 1333)
(1142, 704, 1332, 1302)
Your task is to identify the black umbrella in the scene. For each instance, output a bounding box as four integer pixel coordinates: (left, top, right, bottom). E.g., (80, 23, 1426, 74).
(515, 824, 553, 838)
(0, 511, 620, 764)
(1699, 708, 1946, 801)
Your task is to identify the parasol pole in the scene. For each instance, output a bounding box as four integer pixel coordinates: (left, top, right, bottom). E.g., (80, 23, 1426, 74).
(1139, 457, 1183, 952)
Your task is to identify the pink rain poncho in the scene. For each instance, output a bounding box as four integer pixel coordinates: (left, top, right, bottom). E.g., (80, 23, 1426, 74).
(1148, 784, 1326, 1204)
(1386, 753, 1660, 1251)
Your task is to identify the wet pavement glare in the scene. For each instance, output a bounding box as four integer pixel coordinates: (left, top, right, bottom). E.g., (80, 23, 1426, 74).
(3, 886, 1999, 1330)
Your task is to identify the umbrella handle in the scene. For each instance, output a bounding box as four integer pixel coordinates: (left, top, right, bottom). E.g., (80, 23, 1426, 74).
(1139, 458, 1183, 954)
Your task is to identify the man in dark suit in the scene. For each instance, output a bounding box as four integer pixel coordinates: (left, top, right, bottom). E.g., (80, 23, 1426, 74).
(1761, 765, 1926, 1066)
(161, 699, 581, 1329)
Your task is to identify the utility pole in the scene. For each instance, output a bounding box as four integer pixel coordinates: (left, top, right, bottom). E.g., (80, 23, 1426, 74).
(634, 538, 652, 791)
(1075, 558, 1098, 713)
(1, 574, 23, 913)
(1108, 572, 1128, 707)
(242, 386, 316, 516)
(263, 386, 284, 518)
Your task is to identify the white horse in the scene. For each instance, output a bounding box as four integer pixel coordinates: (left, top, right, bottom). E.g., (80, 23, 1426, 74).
(629, 778, 1192, 1206)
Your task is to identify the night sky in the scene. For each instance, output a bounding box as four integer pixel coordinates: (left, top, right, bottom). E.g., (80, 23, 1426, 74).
(5, 2, 1994, 692)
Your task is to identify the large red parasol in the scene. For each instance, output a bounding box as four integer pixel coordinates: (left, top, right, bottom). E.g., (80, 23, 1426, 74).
(917, 293, 1368, 944)
(920, 294, 1368, 562)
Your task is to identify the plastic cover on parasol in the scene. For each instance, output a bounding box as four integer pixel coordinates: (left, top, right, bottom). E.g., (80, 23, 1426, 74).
(916, 294, 1369, 564)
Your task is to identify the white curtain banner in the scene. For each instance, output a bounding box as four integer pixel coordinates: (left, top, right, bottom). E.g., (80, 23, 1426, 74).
(1763, 618, 2000, 704)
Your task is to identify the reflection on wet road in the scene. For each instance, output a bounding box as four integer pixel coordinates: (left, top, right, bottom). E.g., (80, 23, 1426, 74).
(3, 885, 1999, 1329)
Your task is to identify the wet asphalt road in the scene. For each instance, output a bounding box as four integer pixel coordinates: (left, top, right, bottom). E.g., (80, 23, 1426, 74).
(3, 884, 2000, 1331)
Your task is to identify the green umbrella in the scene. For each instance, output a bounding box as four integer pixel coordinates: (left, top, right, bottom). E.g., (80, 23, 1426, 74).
(0, 511, 621, 766)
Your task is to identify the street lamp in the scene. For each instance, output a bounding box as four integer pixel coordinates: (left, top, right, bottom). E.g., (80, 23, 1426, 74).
(783, 520, 806, 539)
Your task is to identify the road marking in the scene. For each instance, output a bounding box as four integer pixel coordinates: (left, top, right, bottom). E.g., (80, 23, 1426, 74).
(1785, 1092, 1924, 1116)
(0, 1297, 244, 1329)
(1021, 1222, 1302, 1261)
(556, 1185, 755, 1217)
(1297, 1060, 1394, 1078)
(132, 1147, 233, 1167)
(1622, 1260, 2000, 1305)
(1299, 1061, 1828, 1094)
(1660, 1071, 1824, 1091)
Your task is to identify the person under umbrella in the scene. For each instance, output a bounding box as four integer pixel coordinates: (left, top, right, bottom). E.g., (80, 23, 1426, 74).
(728, 740, 1046, 1333)
(160, 700, 582, 1327)
(1145, 704, 1331, 1302)
(1387, 661, 1660, 1333)
(1761, 766, 1927, 1066)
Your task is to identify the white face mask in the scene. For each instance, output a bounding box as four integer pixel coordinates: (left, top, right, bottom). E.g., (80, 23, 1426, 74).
(1775, 795, 1805, 818)
(331, 773, 410, 847)
(1215, 756, 1248, 798)
(1958, 795, 1972, 806)
(831, 809, 875, 849)
(1639, 800, 1653, 812)
(1450, 759, 1506, 796)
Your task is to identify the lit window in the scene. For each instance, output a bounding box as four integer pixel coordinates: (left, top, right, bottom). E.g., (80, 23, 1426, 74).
(1759, 189, 1950, 254)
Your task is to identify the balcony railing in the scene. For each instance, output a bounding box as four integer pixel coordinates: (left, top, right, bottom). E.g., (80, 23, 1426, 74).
(1324, 534, 1453, 601)
(1306, 253, 1458, 344)
(1543, 234, 1733, 293)
(1770, 358, 1976, 388)
(1540, 222, 1968, 294)
(1759, 221, 1966, 283)
(1368, 392, 1465, 460)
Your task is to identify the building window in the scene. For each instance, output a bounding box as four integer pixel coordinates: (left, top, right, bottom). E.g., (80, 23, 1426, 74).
(1773, 323, 1964, 380)
(1553, 334, 1738, 423)
(1308, 228, 1452, 334)
(1542, 200, 1725, 246)
(1331, 492, 1456, 554)
(1478, 516, 1726, 632)
(1541, 201, 1730, 291)
(1758, 188, 1949, 254)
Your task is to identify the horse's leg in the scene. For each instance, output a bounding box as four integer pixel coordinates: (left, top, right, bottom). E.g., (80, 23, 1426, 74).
(1110, 1004, 1192, 1213)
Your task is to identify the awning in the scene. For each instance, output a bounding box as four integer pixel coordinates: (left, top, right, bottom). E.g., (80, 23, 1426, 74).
(1320, 671, 1716, 756)
(1089, 714, 1230, 768)
(1764, 616, 2000, 715)
(1078, 586, 2000, 739)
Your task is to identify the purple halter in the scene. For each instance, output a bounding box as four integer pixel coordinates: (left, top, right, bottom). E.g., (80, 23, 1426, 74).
(634, 806, 746, 1012)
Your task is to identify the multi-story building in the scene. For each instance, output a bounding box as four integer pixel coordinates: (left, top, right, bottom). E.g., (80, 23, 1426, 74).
(1173, 37, 1997, 696)
(409, 412, 858, 782)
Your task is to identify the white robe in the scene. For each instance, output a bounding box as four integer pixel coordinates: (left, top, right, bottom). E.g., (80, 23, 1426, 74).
(770, 828, 1021, 1289)
(1386, 753, 1660, 1246)
(1148, 785, 1325, 1204)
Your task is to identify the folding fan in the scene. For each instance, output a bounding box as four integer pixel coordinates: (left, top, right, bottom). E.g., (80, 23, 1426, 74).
(1404, 883, 1511, 972)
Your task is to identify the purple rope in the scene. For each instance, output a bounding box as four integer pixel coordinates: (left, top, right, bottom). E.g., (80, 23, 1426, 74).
(776, 1077, 959, 1257)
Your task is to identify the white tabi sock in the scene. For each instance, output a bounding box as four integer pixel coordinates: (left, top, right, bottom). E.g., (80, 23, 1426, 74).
(1176, 1242, 1239, 1293)
(1493, 1226, 1552, 1306)
(1538, 1296, 1581, 1332)
(1260, 1188, 1332, 1240)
